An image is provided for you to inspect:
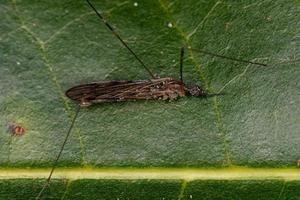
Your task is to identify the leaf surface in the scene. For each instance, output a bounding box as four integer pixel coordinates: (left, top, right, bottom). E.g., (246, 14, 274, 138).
(0, 0, 299, 198)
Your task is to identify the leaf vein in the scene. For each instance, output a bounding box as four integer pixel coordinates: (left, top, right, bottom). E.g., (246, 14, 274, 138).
(44, 1, 130, 45)
(10, 0, 87, 166)
(158, 0, 232, 165)
(177, 180, 187, 200)
(187, 1, 222, 39)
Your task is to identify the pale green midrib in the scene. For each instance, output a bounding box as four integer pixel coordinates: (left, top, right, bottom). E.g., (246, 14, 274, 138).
(0, 167, 300, 180)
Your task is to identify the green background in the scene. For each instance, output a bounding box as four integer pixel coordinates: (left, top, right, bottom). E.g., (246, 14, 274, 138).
(0, 0, 299, 199)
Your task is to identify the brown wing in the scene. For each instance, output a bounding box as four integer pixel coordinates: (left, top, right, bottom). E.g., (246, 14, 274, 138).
(65, 77, 186, 105)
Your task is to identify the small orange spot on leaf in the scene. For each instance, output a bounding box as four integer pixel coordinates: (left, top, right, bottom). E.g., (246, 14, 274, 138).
(8, 124, 25, 136)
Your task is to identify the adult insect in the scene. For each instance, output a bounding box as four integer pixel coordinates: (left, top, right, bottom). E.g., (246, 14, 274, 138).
(65, 0, 267, 107)
(36, 0, 267, 199)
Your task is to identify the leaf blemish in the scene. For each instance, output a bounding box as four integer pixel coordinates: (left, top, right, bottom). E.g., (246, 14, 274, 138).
(7, 124, 25, 136)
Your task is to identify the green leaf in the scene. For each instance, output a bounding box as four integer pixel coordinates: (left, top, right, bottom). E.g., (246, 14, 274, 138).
(1, 0, 299, 199)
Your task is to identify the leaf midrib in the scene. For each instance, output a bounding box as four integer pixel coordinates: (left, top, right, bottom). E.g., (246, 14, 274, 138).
(1, 167, 300, 180)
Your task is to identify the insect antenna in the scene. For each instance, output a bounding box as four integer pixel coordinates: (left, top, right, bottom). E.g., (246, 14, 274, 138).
(35, 106, 81, 200)
(86, 0, 155, 79)
(188, 47, 267, 67)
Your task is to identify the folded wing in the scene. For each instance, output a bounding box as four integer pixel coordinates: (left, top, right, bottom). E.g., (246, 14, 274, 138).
(65, 77, 186, 105)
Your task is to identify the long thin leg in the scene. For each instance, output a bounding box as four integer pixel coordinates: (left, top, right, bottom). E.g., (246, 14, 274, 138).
(86, 0, 155, 79)
(188, 47, 267, 67)
(35, 106, 81, 200)
(179, 47, 184, 82)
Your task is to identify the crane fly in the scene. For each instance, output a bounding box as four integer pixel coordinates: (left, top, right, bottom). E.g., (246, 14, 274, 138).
(66, 77, 192, 107)
(66, 0, 206, 108)
(65, 45, 203, 107)
(36, 0, 268, 199)
(65, 0, 267, 107)
(65, 69, 207, 107)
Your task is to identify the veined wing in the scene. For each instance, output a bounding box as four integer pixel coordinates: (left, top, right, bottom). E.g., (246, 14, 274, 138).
(66, 80, 148, 101)
(65, 77, 185, 105)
